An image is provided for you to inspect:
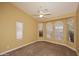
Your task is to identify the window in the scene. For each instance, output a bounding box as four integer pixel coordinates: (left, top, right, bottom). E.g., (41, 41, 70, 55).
(67, 18, 74, 42)
(55, 21, 64, 40)
(38, 23, 43, 37)
(16, 21, 23, 40)
(46, 23, 53, 39)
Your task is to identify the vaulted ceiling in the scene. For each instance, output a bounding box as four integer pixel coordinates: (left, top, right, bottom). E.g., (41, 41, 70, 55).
(12, 2, 79, 21)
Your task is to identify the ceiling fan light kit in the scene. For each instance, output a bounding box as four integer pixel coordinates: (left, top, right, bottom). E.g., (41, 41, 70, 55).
(39, 14, 44, 18)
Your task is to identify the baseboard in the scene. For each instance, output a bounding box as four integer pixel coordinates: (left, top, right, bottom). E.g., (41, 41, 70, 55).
(76, 51, 79, 56)
(0, 40, 38, 55)
(0, 40, 78, 56)
(37, 40, 77, 54)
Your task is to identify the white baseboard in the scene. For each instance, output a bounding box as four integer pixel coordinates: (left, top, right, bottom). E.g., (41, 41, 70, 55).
(39, 40, 78, 55)
(0, 40, 38, 55)
(0, 40, 78, 55)
(37, 40, 77, 53)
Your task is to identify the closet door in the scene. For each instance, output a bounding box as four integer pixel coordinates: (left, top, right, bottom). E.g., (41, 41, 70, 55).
(54, 21, 64, 40)
(46, 22, 53, 39)
(67, 18, 74, 43)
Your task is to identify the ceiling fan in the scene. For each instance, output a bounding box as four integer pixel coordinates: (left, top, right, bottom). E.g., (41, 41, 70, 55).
(33, 7, 51, 18)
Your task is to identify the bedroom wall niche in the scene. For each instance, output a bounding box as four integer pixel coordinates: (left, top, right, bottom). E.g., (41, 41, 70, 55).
(37, 15, 76, 51)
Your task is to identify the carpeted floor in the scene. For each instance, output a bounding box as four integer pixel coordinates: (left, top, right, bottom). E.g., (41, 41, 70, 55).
(3, 41, 77, 56)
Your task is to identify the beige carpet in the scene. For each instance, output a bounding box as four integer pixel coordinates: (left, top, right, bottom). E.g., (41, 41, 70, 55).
(3, 41, 77, 56)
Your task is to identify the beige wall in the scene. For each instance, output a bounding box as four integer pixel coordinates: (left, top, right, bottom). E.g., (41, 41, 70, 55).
(0, 3, 38, 53)
(76, 4, 79, 55)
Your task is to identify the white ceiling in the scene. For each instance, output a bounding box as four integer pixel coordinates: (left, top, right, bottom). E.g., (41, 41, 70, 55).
(12, 2, 79, 21)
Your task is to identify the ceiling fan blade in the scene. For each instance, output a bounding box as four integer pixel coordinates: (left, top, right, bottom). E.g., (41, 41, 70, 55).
(45, 14, 51, 15)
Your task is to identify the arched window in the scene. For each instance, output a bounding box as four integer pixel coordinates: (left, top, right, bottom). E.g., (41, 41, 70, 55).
(67, 18, 74, 42)
(54, 21, 64, 40)
(46, 22, 53, 39)
(16, 21, 23, 40)
(38, 23, 43, 37)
